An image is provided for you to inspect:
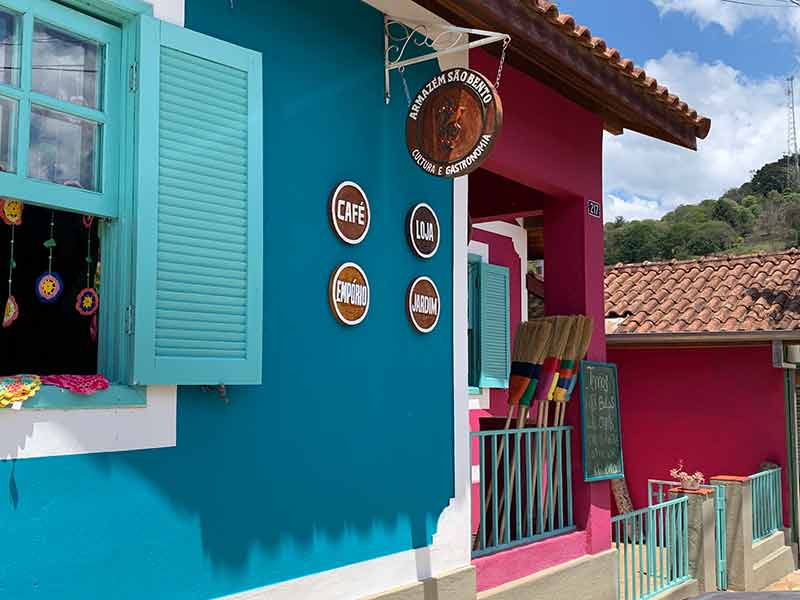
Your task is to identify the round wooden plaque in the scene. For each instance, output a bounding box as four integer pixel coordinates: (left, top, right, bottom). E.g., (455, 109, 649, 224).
(406, 68, 503, 179)
(407, 276, 441, 334)
(329, 262, 370, 326)
(407, 203, 440, 259)
(330, 181, 370, 244)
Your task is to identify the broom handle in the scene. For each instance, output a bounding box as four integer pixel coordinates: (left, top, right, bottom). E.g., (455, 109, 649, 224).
(473, 407, 516, 551)
(497, 406, 529, 543)
(544, 401, 567, 530)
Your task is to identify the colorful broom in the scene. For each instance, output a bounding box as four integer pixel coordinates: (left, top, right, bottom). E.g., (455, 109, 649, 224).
(532, 316, 575, 429)
(477, 320, 553, 549)
(474, 320, 534, 550)
(495, 319, 554, 543)
(544, 316, 594, 528)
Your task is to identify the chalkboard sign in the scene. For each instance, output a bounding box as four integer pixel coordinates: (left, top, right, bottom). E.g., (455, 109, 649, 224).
(579, 361, 624, 482)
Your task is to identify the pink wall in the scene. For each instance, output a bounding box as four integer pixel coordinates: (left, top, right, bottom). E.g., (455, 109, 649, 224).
(471, 50, 604, 203)
(609, 345, 790, 525)
(467, 48, 610, 589)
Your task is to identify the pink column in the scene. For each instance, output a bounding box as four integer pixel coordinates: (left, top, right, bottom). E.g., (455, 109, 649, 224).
(544, 193, 610, 553)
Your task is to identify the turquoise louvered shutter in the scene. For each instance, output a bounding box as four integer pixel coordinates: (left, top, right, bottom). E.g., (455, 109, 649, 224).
(478, 262, 510, 389)
(131, 16, 263, 385)
(468, 257, 480, 388)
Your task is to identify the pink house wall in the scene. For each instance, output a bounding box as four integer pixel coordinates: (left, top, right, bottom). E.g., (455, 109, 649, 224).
(467, 49, 611, 590)
(608, 345, 790, 524)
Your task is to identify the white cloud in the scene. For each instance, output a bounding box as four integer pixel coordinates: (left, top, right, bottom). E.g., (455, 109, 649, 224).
(650, 0, 800, 39)
(604, 194, 663, 222)
(604, 51, 786, 221)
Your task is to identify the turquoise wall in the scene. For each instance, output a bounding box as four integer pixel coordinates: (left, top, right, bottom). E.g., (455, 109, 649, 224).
(0, 1, 455, 598)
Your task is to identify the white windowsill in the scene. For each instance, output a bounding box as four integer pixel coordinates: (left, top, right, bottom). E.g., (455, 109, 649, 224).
(0, 384, 177, 460)
(469, 387, 491, 410)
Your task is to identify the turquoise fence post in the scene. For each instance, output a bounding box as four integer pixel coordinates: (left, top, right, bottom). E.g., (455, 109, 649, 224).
(526, 431, 533, 537)
(536, 431, 544, 535)
(566, 428, 573, 527)
(491, 435, 498, 549)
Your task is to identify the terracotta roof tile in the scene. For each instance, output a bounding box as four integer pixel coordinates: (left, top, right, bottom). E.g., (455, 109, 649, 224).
(528, 0, 710, 139)
(605, 249, 800, 334)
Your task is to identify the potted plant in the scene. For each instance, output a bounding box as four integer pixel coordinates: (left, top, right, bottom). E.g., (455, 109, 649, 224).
(670, 461, 705, 490)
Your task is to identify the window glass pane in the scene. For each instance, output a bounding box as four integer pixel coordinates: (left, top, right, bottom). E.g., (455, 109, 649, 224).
(28, 105, 101, 191)
(0, 95, 17, 173)
(0, 8, 20, 87)
(32, 21, 103, 109)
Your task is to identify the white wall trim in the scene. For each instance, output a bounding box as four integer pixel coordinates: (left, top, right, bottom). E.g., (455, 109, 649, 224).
(474, 221, 529, 321)
(146, 0, 184, 26)
(0, 386, 177, 460)
(469, 388, 490, 410)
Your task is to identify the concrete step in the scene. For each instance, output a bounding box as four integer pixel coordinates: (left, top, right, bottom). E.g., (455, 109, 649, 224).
(753, 531, 789, 564)
(752, 545, 797, 591)
(649, 579, 699, 600)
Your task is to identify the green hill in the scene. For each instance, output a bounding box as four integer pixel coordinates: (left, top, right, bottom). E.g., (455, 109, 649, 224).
(605, 156, 800, 264)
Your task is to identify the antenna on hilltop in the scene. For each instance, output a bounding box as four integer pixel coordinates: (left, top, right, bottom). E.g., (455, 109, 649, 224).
(788, 76, 800, 191)
(786, 76, 800, 190)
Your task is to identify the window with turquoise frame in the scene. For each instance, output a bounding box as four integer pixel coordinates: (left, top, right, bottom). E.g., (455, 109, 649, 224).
(0, 0, 121, 217)
(0, 0, 265, 413)
(468, 256, 511, 390)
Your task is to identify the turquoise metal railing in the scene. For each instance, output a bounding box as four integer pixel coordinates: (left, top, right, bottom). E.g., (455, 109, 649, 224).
(472, 426, 575, 557)
(648, 479, 727, 591)
(751, 468, 783, 543)
(612, 496, 689, 600)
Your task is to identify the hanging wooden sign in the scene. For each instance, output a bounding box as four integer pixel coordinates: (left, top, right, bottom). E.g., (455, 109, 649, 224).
(407, 276, 440, 333)
(330, 181, 370, 244)
(329, 262, 370, 326)
(406, 68, 503, 179)
(407, 203, 440, 259)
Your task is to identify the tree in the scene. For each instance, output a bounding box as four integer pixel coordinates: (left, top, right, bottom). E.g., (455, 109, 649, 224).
(608, 220, 666, 264)
(751, 157, 790, 196)
(712, 197, 755, 234)
(686, 221, 737, 256)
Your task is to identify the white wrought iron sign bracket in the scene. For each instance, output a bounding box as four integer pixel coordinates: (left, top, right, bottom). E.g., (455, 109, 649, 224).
(384, 15, 510, 104)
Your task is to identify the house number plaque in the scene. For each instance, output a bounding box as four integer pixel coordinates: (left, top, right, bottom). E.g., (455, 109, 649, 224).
(329, 262, 370, 326)
(407, 203, 440, 259)
(407, 276, 440, 333)
(330, 181, 370, 244)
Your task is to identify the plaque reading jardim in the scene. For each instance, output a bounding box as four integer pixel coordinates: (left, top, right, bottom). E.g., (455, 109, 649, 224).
(407, 276, 440, 333)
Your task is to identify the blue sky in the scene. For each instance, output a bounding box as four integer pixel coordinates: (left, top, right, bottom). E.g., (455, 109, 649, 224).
(550, 0, 800, 221)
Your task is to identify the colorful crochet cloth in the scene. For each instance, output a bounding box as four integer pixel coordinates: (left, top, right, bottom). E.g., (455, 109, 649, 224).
(41, 374, 109, 395)
(0, 374, 41, 407)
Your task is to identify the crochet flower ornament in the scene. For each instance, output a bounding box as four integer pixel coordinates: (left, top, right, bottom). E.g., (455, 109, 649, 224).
(0, 199, 22, 226)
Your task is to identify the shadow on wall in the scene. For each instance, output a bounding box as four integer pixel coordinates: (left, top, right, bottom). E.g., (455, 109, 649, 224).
(2, 1, 454, 598)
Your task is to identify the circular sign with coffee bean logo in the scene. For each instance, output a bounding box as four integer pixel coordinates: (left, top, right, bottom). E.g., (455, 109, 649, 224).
(329, 262, 370, 326)
(330, 181, 370, 244)
(407, 203, 440, 259)
(406, 67, 503, 179)
(407, 276, 441, 334)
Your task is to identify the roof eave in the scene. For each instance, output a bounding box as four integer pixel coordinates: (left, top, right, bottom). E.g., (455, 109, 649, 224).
(606, 330, 800, 347)
(413, 0, 707, 150)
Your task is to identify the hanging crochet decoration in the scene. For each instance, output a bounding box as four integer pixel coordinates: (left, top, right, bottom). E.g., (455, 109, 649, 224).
(0, 199, 23, 226)
(0, 374, 41, 407)
(3, 294, 18, 328)
(2, 198, 21, 328)
(75, 215, 99, 317)
(35, 211, 63, 303)
(41, 374, 109, 395)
